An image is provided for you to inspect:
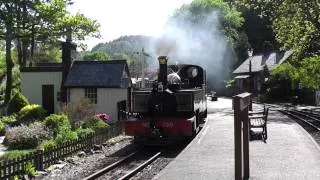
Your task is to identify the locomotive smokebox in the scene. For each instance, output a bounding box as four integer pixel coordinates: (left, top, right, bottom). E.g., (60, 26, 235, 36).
(158, 56, 168, 89)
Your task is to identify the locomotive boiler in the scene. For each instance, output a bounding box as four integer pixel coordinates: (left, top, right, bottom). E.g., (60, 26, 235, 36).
(124, 56, 207, 144)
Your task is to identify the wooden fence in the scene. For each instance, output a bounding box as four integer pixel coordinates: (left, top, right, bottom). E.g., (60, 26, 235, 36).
(0, 123, 123, 179)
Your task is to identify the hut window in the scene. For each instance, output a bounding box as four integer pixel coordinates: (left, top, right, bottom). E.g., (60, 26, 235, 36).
(85, 88, 97, 104)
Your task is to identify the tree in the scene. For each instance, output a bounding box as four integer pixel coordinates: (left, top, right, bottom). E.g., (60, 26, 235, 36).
(298, 55, 320, 90)
(82, 51, 111, 61)
(0, 0, 100, 105)
(273, 1, 320, 59)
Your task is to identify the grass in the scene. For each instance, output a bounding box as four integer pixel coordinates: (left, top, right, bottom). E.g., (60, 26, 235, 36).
(0, 149, 35, 161)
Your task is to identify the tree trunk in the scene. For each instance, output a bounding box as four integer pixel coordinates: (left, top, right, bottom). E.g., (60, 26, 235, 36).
(22, 38, 28, 67)
(17, 38, 23, 66)
(4, 28, 14, 105)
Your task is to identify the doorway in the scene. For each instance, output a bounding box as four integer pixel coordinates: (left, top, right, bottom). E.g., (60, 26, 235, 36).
(42, 85, 54, 115)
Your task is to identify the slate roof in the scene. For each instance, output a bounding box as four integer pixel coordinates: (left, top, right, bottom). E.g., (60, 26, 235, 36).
(233, 50, 293, 74)
(64, 60, 131, 88)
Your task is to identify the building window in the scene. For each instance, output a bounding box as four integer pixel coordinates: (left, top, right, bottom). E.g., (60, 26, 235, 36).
(85, 88, 97, 104)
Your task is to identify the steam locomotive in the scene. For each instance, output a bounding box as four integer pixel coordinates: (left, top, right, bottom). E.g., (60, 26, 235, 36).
(124, 56, 207, 144)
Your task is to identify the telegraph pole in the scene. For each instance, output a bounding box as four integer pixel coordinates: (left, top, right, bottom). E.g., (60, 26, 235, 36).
(134, 47, 151, 88)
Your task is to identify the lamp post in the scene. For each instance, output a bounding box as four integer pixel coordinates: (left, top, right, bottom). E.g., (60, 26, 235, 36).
(248, 48, 253, 110)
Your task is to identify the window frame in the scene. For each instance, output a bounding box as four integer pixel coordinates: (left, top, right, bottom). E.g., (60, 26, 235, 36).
(85, 88, 97, 104)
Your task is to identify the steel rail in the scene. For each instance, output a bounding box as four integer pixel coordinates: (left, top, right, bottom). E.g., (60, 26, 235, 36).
(288, 110, 320, 122)
(118, 150, 163, 180)
(279, 110, 320, 131)
(83, 151, 139, 180)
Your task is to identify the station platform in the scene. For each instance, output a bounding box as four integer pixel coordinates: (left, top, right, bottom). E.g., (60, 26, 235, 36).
(154, 98, 320, 180)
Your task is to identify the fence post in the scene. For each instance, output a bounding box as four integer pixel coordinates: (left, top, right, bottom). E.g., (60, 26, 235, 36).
(233, 92, 251, 180)
(36, 149, 44, 171)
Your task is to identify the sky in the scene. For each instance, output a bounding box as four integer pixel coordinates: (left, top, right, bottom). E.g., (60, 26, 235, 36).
(68, 0, 193, 50)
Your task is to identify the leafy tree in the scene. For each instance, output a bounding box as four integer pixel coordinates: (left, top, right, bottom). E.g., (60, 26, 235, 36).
(273, 1, 320, 59)
(298, 55, 320, 90)
(82, 51, 111, 61)
(0, 0, 100, 105)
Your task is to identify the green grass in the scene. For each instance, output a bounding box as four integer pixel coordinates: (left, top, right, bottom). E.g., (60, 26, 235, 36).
(0, 149, 35, 161)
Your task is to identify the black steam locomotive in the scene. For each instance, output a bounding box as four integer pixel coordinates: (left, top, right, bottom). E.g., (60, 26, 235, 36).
(125, 56, 207, 143)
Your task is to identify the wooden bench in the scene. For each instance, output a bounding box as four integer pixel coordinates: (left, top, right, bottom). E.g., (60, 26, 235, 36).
(248, 106, 269, 142)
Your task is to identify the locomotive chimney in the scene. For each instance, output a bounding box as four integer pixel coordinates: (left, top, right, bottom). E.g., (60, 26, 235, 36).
(158, 56, 168, 89)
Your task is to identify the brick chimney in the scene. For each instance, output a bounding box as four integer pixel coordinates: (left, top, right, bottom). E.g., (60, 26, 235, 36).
(60, 36, 77, 103)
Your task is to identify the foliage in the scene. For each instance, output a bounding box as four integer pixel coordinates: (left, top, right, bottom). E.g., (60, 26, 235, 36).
(298, 55, 320, 90)
(82, 116, 108, 131)
(271, 63, 299, 87)
(4, 122, 51, 150)
(90, 35, 154, 77)
(172, 0, 244, 43)
(0, 115, 16, 124)
(224, 79, 235, 88)
(24, 162, 36, 177)
(236, 0, 320, 59)
(60, 98, 96, 126)
(75, 128, 94, 139)
(0, 0, 100, 104)
(44, 114, 71, 137)
(54, 128, 78, 144)
(17, 104, 47, 122)
(33, 43, 62, 63)
(82, 51, 111, 61)
(39, 139, 56, 150)
(0, 149, 35, 161)
(0, 121, 5, 136)
(7, 91, 29, 115)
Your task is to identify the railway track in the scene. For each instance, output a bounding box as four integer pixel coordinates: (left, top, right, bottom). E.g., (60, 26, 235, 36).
(83, 149, 164, 180)
(279, 109, 320, 132)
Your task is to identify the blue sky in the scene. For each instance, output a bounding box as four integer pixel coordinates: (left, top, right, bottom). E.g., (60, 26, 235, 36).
(68, 0, 193, 50)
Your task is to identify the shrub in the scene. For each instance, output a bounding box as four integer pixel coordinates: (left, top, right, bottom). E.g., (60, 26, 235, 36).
(82, 116, 108, 131)
(76, 128, 94, 139)
(17, 104, 46, 122)
(0, 115, 17, 124)
(44, 114, 71, 137)
(7, 92, 29, 115)
(4, 122, 51, 150)
(0, 149, 35, 161)
(0, 121, 5, 136)
(60, 98, 96, 126)
(39, 139, 56, 150)
(24, 162, 36, 177)
(55, 128, 78, 144)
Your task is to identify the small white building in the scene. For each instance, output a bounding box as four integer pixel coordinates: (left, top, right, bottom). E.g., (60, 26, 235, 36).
(64, 60, 131, 122)
(20, 41, 131, 123)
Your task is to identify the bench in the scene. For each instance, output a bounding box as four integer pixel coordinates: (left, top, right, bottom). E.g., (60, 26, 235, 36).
(248, 106, 269, 142)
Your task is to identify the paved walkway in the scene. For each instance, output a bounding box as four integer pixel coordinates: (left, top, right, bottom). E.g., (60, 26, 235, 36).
(154, 98, 320, 180)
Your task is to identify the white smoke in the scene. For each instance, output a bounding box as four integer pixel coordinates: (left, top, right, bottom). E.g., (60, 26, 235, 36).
(147, 10, 235, 91)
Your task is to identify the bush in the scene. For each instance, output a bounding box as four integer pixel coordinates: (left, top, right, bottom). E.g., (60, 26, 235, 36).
(24, 162, 36, 177)
(39, 139, 56, 150)
(17, 104, 46, 122)
(7, 92, 29, 115)
(82, 116, 108, 131)
(0, 149, 35, 161)
(0, 121, 5, 136)
(76, 128, 94, 139)
(44, 114, 71, 137)
(0, 115, 17, 124)
(55, 128, 78, 144)
(4, 122, 51, 150)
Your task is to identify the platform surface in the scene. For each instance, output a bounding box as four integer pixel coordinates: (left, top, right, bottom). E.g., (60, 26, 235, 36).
(154, 98, 320, 180)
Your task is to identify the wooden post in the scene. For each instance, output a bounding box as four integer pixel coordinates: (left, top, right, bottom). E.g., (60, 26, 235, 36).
(233, 92, 251, 180)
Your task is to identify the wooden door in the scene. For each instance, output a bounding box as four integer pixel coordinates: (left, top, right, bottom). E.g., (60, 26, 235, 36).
(42, 85, 54, 115)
